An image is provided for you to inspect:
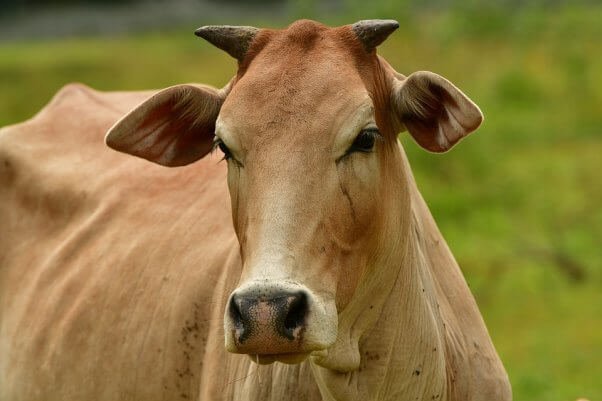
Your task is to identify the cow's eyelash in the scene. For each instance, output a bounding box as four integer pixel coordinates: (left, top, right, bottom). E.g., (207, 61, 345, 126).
(213, 137, 232, 161)
(348, 128, 382, 154)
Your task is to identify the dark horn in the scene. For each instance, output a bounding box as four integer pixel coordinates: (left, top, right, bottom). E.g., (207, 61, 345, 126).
(194, 25, 259, 61)
(352, 19, 399, 51)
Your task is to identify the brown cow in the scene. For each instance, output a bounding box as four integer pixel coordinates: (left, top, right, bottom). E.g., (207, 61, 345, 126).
(0, 20, 511, 400)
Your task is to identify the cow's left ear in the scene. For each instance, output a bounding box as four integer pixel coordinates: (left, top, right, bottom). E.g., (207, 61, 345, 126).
(105, 84, 224, 167)
(391, 71, 483, 152)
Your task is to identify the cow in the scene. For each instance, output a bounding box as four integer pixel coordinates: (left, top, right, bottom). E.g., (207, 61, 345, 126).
(0, 19, 511, 401)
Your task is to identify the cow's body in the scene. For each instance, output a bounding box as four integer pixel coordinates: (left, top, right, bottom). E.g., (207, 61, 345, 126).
(0, 84, 509, 401)
(1, 20, 511, 401)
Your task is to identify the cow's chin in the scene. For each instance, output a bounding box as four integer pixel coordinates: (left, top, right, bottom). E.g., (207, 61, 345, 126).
(248, 352, 311, 365)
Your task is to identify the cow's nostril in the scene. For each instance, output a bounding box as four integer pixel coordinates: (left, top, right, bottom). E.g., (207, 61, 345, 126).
(229, 295, 244, 331)
(283, 292, 308, 337)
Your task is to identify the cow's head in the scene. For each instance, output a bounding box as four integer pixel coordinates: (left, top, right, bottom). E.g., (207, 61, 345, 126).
(106, 20, 482, 367)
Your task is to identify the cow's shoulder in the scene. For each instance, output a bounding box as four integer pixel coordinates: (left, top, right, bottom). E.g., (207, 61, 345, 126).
(0, 84, 156, 207)
(40, 82, 99, 114)
(1, 83, 156, 145)
(33, 82, 156, 123)
(0, 84, 158, 175)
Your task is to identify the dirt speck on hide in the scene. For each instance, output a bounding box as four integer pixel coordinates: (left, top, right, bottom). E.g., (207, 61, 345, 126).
(0, 156, 16, 186)
(173, 300, 210, 398)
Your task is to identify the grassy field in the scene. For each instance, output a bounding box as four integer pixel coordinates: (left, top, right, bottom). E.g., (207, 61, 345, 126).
(1, 4, 601, 400)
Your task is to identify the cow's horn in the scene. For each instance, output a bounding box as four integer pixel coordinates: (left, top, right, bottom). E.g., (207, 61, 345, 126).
(352, 19, 399, 51)
(194, 25, 259, 61)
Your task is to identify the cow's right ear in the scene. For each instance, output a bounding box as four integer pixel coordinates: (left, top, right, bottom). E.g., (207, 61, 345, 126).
(105, 84, 224, 167)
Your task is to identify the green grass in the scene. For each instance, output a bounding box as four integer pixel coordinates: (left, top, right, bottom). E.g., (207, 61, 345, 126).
(1, 5, 601, 400)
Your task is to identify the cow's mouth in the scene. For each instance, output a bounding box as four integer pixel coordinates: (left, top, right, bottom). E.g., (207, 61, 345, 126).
(250, 352, 311, 365)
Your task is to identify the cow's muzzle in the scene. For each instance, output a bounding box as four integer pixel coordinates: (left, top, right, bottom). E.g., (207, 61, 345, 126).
(227, 286, 309, 355)
(229, 290, 308, 344)
(224, 281, 337, 359)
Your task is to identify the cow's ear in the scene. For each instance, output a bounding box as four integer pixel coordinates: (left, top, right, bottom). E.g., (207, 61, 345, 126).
(391, 71, 483, 152)
(105, 84, 224, 166)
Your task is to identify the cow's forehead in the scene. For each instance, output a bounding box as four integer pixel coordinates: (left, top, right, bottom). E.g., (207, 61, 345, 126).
(241, 19, 365, 76)
(219, 20, 375, 143)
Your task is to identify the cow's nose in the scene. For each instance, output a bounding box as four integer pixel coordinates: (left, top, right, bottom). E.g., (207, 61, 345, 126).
(229, 290, 308, 346)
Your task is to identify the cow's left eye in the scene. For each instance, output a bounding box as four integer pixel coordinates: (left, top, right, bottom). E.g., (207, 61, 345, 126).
(214, 137, 232, 160)
(349, 128, 380, 153)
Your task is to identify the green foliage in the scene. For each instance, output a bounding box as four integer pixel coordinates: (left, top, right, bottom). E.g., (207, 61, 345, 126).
(341, 0, 411, 21)
(1, 4, 601, 400)
(290, 0, 318, 19)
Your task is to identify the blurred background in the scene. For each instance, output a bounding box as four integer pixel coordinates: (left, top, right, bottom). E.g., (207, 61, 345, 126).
(1, 0, 600, 400)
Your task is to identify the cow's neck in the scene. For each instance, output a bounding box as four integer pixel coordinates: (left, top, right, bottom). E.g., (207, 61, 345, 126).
(310, 145, 449, 401)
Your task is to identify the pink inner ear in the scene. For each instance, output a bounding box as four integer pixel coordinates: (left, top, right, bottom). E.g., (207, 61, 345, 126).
(105, 85, 223, 167)
(395, 71, 483, 153)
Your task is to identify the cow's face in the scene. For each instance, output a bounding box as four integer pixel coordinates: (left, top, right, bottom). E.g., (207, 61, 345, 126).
(216, 37, 389, 361)
(106, 20, 482, 365)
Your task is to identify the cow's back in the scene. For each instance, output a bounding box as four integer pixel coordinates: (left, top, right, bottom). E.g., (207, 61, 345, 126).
(0, 84, 241, 400)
